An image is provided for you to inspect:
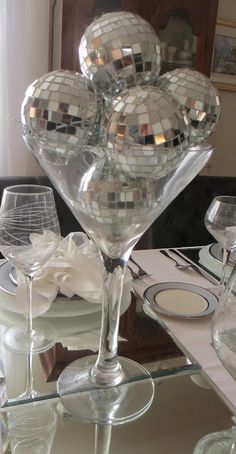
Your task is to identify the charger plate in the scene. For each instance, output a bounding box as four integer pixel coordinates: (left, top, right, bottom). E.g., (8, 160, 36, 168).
(0, 260, 131, 319)
(144, 282, 218, 319)
(0, 261, 101, 318)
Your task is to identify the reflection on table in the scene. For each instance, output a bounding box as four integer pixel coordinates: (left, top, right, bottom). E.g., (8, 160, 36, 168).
(0, 246, 235, 453)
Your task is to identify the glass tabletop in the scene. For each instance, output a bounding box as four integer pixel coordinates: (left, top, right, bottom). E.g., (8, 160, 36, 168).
(0, 292, 200, 408)
(1, 373, 233, 453)
(0, 248, 234, 453)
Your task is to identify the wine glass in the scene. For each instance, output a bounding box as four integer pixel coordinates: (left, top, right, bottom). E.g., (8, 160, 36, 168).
(194, 264, 236, 453)
(7, 402, 58, 453)
(204, 196, 236, 291)
(27, 137, 213, 425)
(0, 185, 60, 355)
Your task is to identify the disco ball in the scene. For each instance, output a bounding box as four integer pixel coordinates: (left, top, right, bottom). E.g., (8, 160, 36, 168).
(21, 70, 98, 147)
(79, 11, 161, 94)
(101, 85, 190, 177)
(157, 68, 221, 143)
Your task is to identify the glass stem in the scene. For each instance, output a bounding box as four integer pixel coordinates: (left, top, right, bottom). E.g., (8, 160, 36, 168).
(220, 248, 231, 289)
(23, 351, 34, 398)
(94, 424, 112, 454)
(25, 275, 33, 337)
(91, 253, 127, 386)
(22, 274, 36, 398)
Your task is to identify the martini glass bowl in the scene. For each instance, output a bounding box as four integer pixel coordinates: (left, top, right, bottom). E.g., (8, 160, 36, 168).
(27, 137, 214, 425)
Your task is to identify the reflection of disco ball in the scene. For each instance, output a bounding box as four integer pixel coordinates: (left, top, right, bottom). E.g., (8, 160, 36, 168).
(78, 155, 159, 257)
(157, 68, 221, 143)
(101, 85, 190, 177)
(79, 11, 161, 94)
(21, 70, 98, 147)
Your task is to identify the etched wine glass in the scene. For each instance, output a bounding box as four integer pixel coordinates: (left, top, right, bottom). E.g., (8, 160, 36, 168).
(204, 196, 236, 291)
(0, 185, 60, 355)
(7, 402, 58, 453)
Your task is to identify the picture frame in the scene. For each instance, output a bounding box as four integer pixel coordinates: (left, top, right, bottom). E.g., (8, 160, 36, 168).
(211, 19, 236, 92)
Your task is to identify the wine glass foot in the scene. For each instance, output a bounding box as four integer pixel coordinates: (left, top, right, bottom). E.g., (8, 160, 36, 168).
(194, 428, 236, 453)
(17, 389, 40, 401)
(57, 355, 155, 425)
(3, 321, 57, 354)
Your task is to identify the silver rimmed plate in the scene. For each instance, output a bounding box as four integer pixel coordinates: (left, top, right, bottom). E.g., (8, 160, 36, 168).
(144, 282, 218, 319)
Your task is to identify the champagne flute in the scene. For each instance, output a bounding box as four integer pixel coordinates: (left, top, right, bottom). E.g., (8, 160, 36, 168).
(204, 196, 236, 291)
(0, 185, 60, 355)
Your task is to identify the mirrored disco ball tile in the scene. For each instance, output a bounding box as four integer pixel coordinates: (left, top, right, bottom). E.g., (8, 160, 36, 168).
(157, 68, 221, 143)
(79, 11, 161, 94)
(101, 85, 190, 177)
(21, 70, 98, 148)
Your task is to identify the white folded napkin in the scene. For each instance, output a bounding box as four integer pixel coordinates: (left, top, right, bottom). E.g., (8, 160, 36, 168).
(16, 232, 132, 318)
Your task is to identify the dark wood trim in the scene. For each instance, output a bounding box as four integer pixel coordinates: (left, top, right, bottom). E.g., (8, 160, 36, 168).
(49, 0, 57, 71)
(60, 0, 218, 77)
(61, 0, 96, 70)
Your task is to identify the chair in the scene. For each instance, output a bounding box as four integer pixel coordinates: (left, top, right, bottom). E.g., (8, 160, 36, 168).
(152, 175, 236, 248)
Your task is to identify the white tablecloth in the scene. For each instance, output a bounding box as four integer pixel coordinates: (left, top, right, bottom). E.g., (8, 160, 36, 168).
(132, 248, 236, 415)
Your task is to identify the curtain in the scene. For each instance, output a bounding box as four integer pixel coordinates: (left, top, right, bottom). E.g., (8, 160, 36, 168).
(0, 0, 50, 176)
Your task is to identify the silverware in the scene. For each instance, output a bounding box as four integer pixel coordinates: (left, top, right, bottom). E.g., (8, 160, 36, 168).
(129, 256, 152, 279)
(168, 249, 219, 285)
(160, 250, 192, 270)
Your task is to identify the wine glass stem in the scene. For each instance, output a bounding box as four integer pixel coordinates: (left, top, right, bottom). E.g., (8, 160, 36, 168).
(25, 275, 33, 337)
(23, 351, 35, 398)
(220, 248, 231, 289)
(23, 274, 36, 397)
(91, 254, 127, 386)
(94, 424, 112, 454)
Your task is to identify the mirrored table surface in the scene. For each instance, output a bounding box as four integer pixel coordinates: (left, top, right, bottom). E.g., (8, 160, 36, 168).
(0, 246, 235, 453)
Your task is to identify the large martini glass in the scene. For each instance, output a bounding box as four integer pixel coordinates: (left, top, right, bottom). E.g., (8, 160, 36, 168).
(27, 137, 213, 425)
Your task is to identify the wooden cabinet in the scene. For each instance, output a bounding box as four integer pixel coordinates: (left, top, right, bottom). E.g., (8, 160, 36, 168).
(59, 0, 219, 77)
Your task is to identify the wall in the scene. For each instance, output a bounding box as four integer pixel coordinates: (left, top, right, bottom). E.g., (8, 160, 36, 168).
(4, 0, 50, 176)
(205, 0, 236, 176)
(9, 0, 235, 177)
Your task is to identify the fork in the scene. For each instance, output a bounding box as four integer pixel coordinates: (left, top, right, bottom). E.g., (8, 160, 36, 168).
(129, 256, 152, 279)
(160, 250, 192, 270)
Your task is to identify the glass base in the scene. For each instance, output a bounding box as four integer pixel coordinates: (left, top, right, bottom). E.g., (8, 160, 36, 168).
(18, 389, 40, 401)
(194, 429, 236, 453)
(3, 321, 57, 354)
(57, 356, 155, 425)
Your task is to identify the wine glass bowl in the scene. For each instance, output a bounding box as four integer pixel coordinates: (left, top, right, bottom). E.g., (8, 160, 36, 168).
(7, 403, 58, 454)
(212, 263, 236, 381)
(194, 264, 236, 452)
(0, 185, 60, 355)
(204, 196, 236, 288)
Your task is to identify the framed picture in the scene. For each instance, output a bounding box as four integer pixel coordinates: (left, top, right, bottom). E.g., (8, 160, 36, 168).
(211, 19, 236, 91)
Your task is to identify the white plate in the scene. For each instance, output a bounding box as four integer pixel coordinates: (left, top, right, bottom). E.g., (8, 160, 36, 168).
(144, 282, 218, 319)
(0, 303, 102, 336)
(0, 261, 102, 318)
